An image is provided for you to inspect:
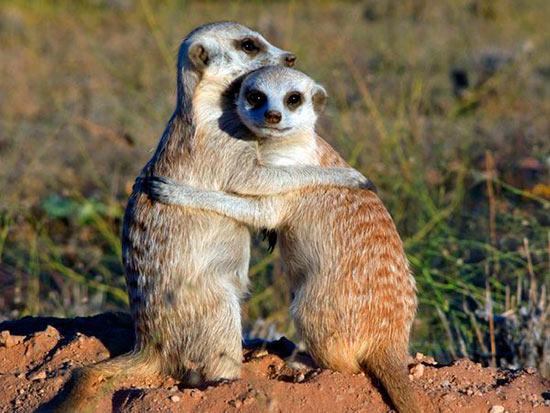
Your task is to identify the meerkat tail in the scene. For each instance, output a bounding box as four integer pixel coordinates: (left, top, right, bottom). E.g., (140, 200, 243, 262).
(362, 351, 422, 413)
(50, 350, 161, 412)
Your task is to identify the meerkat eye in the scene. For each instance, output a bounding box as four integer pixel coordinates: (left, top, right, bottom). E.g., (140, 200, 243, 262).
(241, 39, 259, 54)
(245, 90, 266, 108)
(286, 92, 302, 108)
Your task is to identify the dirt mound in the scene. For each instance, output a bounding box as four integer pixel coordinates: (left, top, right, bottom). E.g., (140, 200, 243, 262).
(0, 313, 549, 412)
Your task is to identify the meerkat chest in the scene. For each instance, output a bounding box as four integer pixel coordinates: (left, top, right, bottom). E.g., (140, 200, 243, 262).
(183, 130, 258, 189)
(259, 140, 318, 167)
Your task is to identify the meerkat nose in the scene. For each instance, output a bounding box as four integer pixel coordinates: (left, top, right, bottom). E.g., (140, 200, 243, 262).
(264, 110, 282, 124)
(282, 53, 296, 67)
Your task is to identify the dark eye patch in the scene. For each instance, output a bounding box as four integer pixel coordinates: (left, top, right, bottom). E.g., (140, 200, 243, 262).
(245, 89, 267, 108)
(233, 37, 266, 57)
(285, 91, 303, 110)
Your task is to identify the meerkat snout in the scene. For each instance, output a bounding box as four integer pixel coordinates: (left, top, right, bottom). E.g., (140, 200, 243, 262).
(264, 110, 282, 124)
(283, 53, 296, 67)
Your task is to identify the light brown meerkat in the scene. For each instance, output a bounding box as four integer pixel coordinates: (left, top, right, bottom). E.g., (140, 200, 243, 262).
(51, 23, 370, 412)
(146, 66, 421, 413)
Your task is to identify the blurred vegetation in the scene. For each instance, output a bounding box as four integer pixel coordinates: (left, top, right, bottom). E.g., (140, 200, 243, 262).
(1, 0, 549, 371)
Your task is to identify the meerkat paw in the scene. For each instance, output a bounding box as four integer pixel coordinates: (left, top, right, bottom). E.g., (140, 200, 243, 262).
(145, 176, 191, 203)
(339, 168, 376, 191)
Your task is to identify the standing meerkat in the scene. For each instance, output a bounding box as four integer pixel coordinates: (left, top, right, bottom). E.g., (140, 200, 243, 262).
(147, 66, 420, 413)
(52, 23, 369, 411)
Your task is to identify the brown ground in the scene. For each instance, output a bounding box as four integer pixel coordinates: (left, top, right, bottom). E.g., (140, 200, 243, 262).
(0, 313, 549, 413)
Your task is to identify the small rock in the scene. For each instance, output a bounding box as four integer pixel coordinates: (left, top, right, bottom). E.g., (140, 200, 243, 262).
(423, 356, 437, 365)
(29, 370, 47, 381)
(251, 349, 269, 359)
(18, 388, 25, 395)
(525, 367, 537, 375)
(409, 363, 424, 379)
(415, 352, 424, 361)
(296, 373, 305, 383)
(489, 406, 505, 413)
(36, 325, 60, 339)
(169, 386, 178, 393)
(170, 395, 180, 403)
(0, 330, 25, 348)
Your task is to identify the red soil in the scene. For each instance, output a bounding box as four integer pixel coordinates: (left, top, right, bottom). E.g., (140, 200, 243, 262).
(0, 312, 548, 412)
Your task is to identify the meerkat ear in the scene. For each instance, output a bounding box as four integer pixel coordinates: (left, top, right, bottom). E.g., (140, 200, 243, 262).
(188, 43, 209, 70)
(312, 85, 328, 114)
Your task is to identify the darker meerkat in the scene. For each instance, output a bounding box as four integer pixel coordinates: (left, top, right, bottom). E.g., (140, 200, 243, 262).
(147, 66, 420, 413)
(52, 23, 369, 411)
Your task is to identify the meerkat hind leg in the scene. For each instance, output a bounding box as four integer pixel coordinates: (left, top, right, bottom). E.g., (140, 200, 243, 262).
(182, 288, 244, 384)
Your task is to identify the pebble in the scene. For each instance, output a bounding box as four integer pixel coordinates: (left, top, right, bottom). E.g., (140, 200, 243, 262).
(423, 356, 437, 365)
(170, 395, 181, 403)
(409, 363, 424, 379)
(296, 373, 305, 383)
(0, 331, 25, 348)
(489, 406, 505, 413)
(29, 370, 47, 381)
(36, 325, 60, 339)
(251, 349, 268, 359)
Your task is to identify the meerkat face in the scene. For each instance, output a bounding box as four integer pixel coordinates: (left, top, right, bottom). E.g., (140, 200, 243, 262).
(237, 66, 328, 139)
(180, 22, 295, 82)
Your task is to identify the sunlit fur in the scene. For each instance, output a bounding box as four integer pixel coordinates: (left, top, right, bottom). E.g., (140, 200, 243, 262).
(148, 66, 420, 413)
(51, 23, 370, 412)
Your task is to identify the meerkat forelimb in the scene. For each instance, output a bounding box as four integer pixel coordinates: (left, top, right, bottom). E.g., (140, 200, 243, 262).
(146, 66, 420, 413)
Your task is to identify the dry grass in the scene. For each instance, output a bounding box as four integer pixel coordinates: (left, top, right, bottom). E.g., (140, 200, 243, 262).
(1, 0, 549, 368)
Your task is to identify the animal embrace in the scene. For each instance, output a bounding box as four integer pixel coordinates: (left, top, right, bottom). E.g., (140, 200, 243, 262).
(53, 22, 420, 413)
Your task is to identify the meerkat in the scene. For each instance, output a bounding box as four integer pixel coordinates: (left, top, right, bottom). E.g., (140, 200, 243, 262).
(51, 23, 370, 411)
(146, 66, 420, 413)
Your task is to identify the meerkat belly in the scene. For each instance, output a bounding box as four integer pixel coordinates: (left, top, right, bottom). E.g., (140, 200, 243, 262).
(122, 192, 250, 347)
(282, 188, 417, 362)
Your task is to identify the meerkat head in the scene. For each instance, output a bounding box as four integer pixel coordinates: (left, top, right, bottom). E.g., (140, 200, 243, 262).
(177, 22, 295, 95)
(237, 66, 328, 139)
